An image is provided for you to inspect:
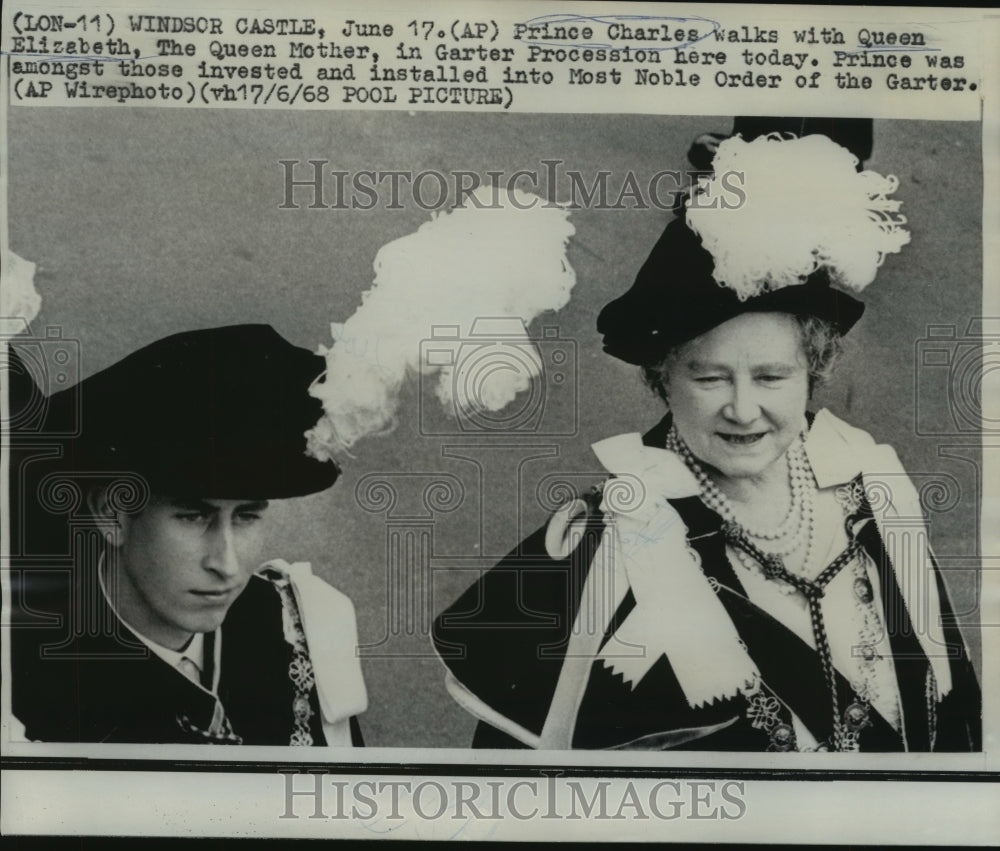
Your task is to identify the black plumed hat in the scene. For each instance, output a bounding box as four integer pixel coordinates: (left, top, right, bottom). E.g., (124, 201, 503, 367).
(598, 133, 909, 367)
(43, 324, 339, 499)
(597, 217, 866, 366)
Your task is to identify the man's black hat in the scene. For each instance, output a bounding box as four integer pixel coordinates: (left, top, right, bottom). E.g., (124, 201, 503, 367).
(597, 217, 866, 367)
(45, 324, 339, 499)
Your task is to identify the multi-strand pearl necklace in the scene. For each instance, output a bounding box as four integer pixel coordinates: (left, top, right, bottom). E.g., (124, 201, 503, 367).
(665, 426, 818, 588)
(665, 427, 896, 750)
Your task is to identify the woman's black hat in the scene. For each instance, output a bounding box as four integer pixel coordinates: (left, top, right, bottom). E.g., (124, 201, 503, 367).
(597, 130, 914, 367)
(597, 216, 866, 367)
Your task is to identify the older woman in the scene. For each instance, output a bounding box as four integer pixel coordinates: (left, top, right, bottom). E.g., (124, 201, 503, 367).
(433, 134, 981, 752)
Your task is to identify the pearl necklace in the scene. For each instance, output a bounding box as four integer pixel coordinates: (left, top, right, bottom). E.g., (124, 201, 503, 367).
(665, 426, 818, 584)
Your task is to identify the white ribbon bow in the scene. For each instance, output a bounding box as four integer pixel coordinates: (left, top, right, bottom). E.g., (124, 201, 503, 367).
(590, 433, 760, 708)
(261, 559, 369, 726)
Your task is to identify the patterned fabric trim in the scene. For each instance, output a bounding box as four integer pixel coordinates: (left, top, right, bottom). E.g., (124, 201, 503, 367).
(175, 707, 242, 744)
(261, 566, 318, 746)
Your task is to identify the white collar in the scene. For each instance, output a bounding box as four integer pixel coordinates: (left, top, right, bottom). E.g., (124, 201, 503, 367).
(802, 408, 875, 489)
(588, 407, 953, 701)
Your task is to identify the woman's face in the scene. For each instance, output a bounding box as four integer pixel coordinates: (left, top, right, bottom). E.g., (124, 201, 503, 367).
(664, 312, 810, 485)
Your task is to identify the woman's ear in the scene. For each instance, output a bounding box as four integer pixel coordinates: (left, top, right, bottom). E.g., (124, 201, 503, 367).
(86, 485, 124, 548)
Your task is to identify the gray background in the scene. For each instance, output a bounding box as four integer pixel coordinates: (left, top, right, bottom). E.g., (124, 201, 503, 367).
(8, 110, 983, 747)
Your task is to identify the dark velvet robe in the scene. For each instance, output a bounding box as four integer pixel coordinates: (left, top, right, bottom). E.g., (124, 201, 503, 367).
(11, 572, 364, 746)
(433, 417, 981, 752)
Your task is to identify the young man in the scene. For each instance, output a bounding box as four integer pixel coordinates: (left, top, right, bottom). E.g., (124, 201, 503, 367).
(10, 324, 367, 745)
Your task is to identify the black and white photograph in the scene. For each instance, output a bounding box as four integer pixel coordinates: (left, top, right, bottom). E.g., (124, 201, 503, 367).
(1, 0, 996, 842)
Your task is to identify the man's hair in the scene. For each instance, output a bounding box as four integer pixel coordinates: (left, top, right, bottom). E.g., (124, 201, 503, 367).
(640, 313, 844, 404)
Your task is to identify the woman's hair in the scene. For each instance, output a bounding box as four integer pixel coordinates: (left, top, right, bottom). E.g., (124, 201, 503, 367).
(640, 313, 844, 405)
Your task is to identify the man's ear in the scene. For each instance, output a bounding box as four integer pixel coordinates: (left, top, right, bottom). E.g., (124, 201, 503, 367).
(86, 485, 125, 548)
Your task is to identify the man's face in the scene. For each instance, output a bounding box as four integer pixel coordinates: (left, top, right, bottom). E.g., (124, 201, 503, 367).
(109, 495, 269, 650)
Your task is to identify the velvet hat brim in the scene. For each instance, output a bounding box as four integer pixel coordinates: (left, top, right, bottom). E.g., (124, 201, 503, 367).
(40, 324, 339, 500)
(597, 217, 865, 367)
